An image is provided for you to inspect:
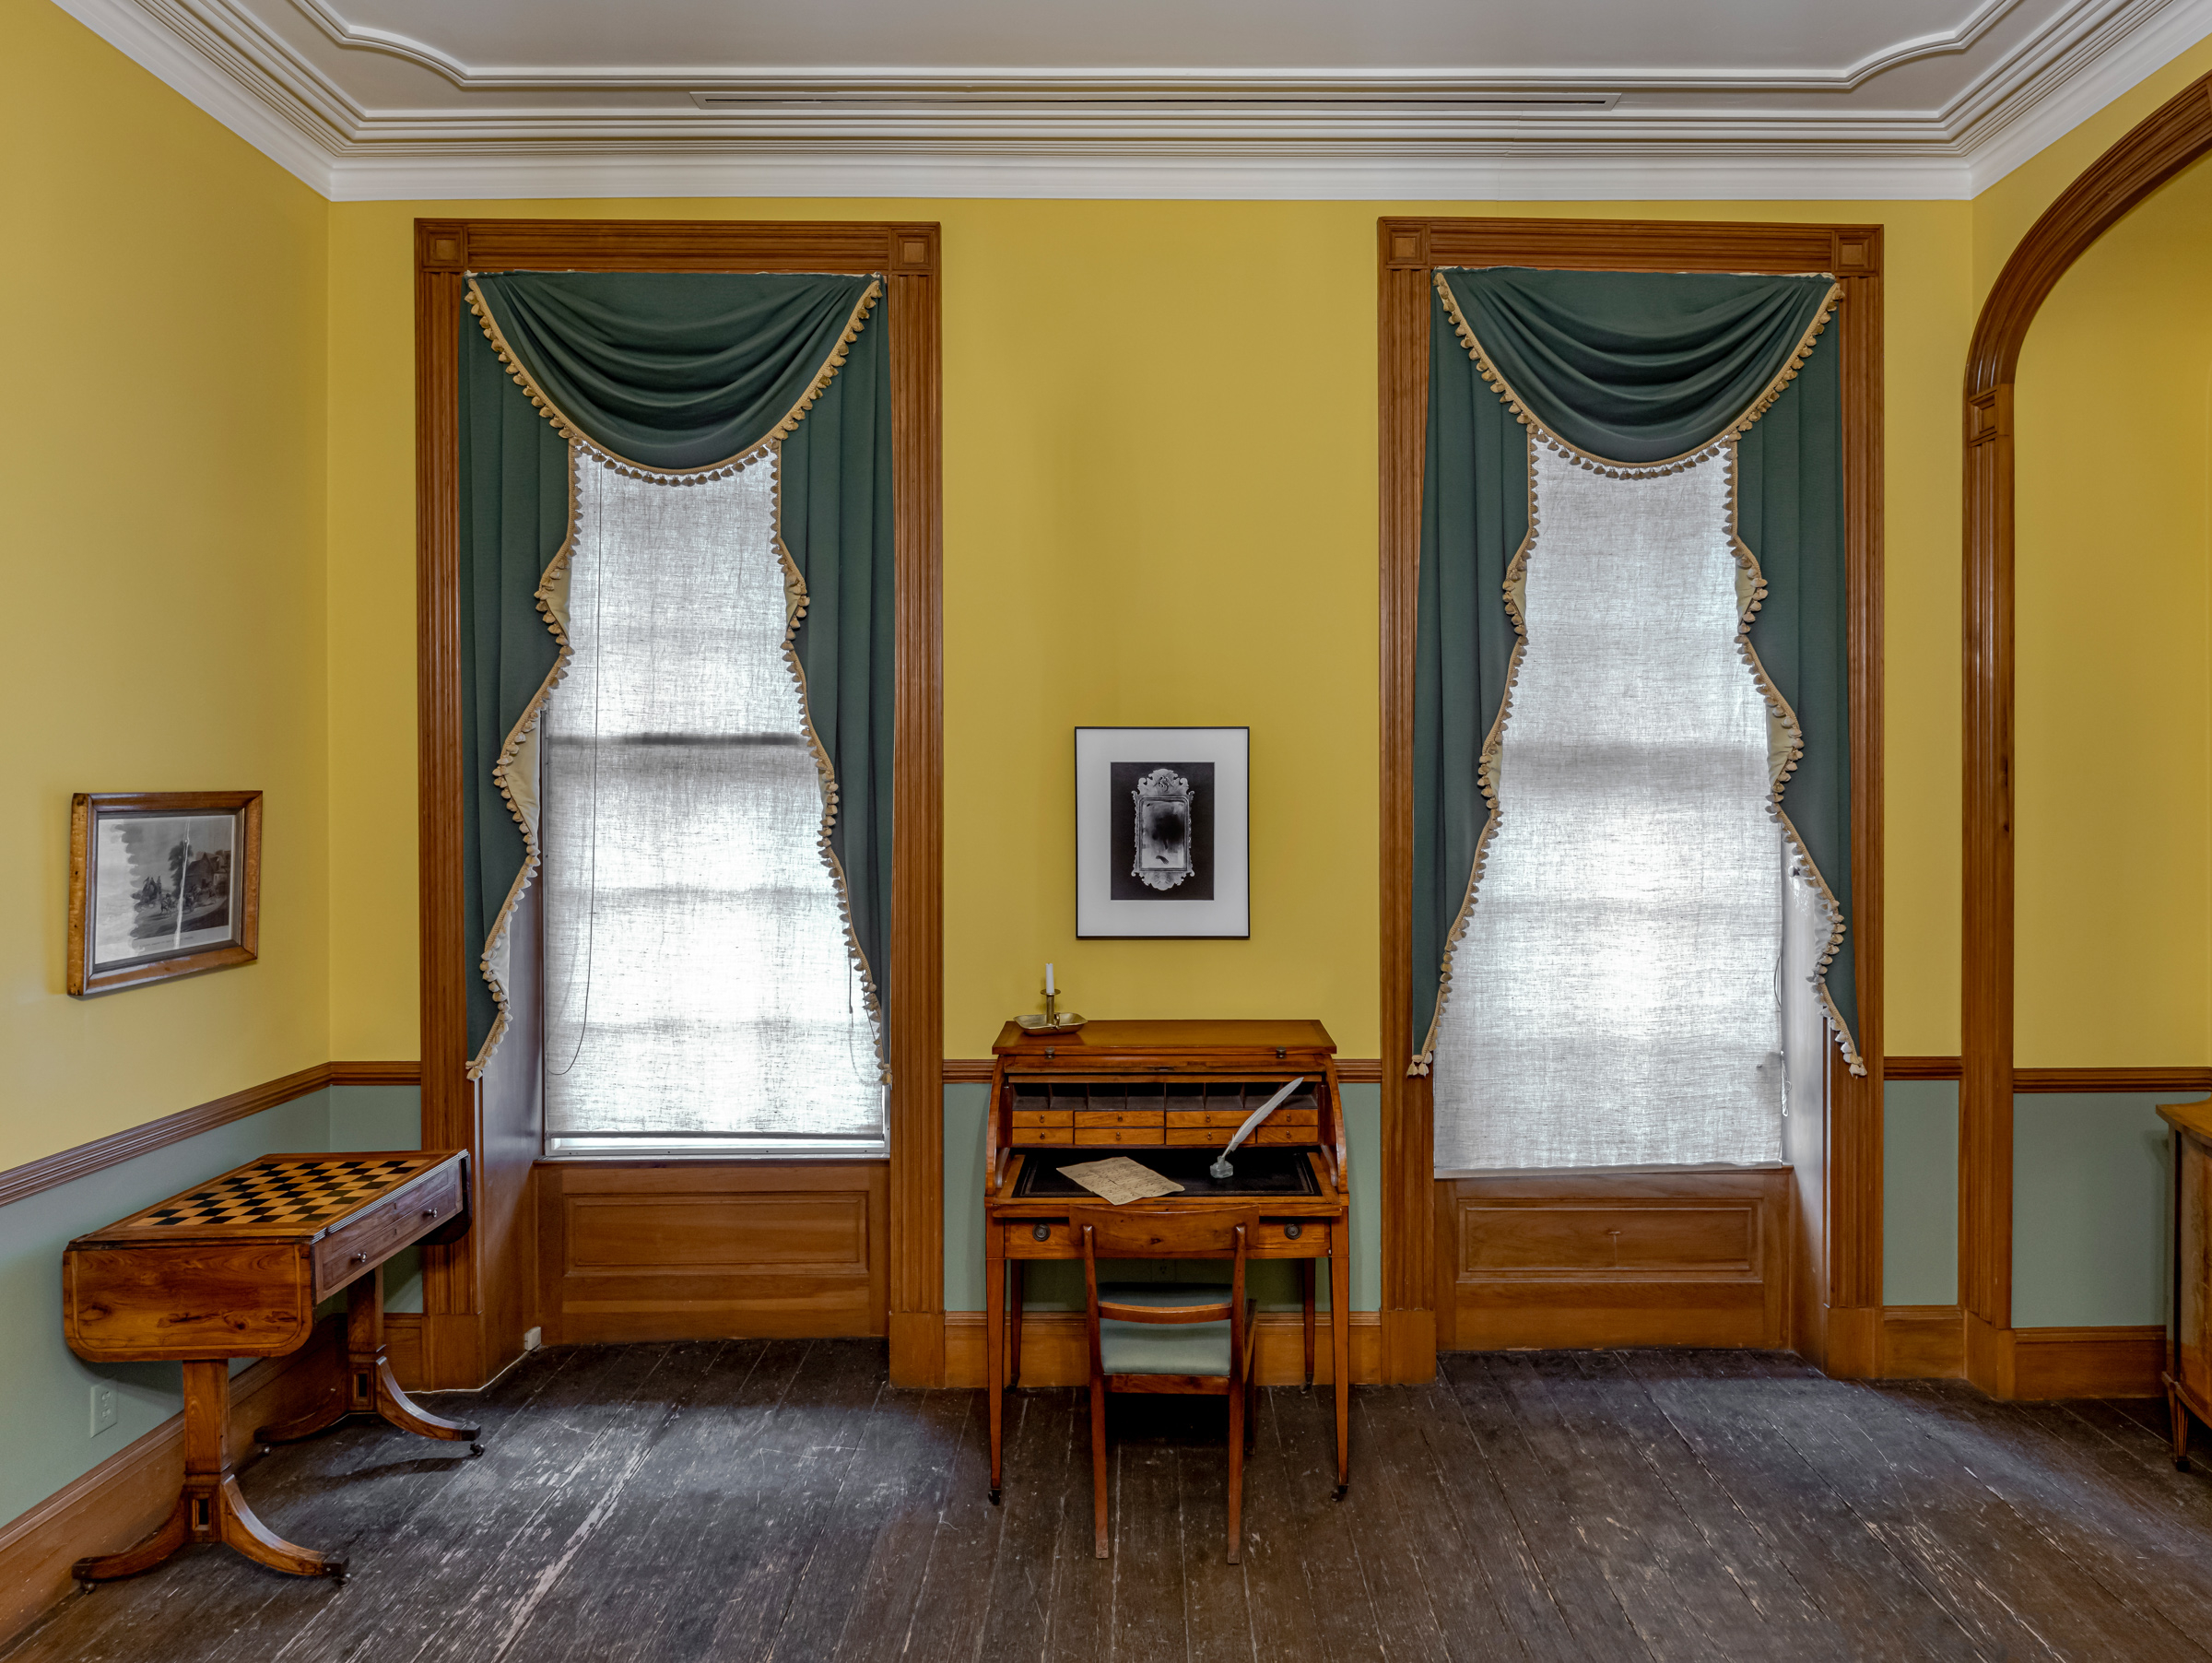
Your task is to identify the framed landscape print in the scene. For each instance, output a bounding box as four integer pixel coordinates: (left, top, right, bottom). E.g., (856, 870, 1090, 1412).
(1075, 727, 1249, 938)
(68, 791, 262, 997)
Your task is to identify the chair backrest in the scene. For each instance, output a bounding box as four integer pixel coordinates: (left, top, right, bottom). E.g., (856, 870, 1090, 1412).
(1068, 1206, 1258, 1259)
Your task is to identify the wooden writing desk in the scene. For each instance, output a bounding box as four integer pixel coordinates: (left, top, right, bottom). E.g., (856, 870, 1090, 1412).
(63, 1150, 477, 1584)
(982, 1019, 1351, 1502)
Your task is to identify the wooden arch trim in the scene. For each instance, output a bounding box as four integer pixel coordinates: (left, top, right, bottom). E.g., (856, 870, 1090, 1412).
(1380, 217, 1887, 1381)
(413, 218, 944, 1388)
(1959, 75, 2212, 1394)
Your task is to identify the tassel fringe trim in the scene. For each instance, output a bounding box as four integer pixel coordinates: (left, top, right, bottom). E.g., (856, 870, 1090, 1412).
(463, 280, 889, 1080)
(1411, 274, 1864, 1078)
(464, 277, 883, 484)
(1431, 271, 1842, 480)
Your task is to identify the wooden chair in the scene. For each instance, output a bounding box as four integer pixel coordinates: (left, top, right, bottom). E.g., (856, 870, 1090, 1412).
(1074, 1205, 1260, 1563)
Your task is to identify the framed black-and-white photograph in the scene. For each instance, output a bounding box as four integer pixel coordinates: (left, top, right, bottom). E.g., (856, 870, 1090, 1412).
(68, 791, 262, 997)
(1075, 727, 1248, 938)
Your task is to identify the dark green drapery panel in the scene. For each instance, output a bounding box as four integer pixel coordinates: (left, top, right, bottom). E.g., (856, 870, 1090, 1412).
(1410, 282, 1529, 1073)
(471, 272, 879, 472)
(1413, 265, 1854, 1068)
(1738, 330, 1853, 1046)
(1439, 267, 1835, 465)
(458, 271, 892, 1070)
(459, 318, 569, 1065)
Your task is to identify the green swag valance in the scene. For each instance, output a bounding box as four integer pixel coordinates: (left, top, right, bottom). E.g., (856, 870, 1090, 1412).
(1411, 265, 1860, 1075)
(458, 271, 892, 1075)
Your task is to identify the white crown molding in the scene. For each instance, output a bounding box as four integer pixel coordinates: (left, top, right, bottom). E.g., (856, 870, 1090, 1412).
(286, 0, 2030, 96)
(43, 0, 2212, 202)
(1965, 0, 2212, 186)
(322, 143, 1974, 204)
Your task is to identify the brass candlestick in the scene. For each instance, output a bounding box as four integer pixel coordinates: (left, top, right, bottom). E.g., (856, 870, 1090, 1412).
(1016, 983, 1087, 1034)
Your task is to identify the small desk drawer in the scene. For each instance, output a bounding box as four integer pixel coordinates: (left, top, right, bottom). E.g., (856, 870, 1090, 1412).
(1005, 1220, 1076, 1256)
(1254, 1220, 1330, 1254)
(1075, 1111, 1165, 1131)
(1252, 1125, 1318, 1146)
(312, 1163, 462, 1298)
(1012, 1110, 1072, 1131)
(1074, 1126, 1166, 1148)
(1011, 1126, 1065, 1146)
(1167, 1109, 1254, 1132)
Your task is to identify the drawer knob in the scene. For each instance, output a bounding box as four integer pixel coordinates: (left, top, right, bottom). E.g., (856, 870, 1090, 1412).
(1032, 1223, 1053, 1243)
(422, 1207, 439, 1220)
(1283, 1221, 1302, 1241)
(349, 1252, 368, 1265)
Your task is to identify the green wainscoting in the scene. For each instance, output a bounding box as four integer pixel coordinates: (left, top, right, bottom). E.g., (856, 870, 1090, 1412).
(1883, 1080, 1959, 1306)
(2013, 1094, 2171, 1328)
(1881, 1077, 2181, 1328)
(943, 1081, 1382, 1314)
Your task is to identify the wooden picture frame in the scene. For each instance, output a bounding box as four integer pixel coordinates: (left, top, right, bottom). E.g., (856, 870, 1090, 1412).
(68, 790, 263, 997)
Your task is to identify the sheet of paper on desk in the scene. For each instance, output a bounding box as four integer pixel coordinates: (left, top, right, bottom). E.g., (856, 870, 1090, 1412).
(1059, 1157, 1186, 1205)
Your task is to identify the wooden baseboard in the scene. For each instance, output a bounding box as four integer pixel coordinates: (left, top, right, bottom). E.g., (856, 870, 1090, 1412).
(2013, 1325, 2167, 1399)
(1380, 1307, 1438, 1385)
(0, 1317, 341, 1650)
(1879, 1305, 1966, 1377)
(943, 1311, 1382, 1388)
(888, 1310, 947, 1388)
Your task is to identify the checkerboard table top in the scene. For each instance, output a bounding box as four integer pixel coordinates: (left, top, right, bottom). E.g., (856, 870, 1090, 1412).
(80, 1151, 454, 1243)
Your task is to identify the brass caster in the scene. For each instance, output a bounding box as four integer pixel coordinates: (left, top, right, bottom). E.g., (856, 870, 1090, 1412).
(988, 1487, 1002, 1505)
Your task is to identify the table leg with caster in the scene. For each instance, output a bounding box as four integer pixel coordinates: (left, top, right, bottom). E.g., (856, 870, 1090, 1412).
(256, 1268, 482, 1454)
(76, 1361, 345, 1586)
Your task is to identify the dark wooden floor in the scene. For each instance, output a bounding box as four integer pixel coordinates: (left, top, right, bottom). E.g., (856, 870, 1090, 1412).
(11, 1341, 2212, 1662)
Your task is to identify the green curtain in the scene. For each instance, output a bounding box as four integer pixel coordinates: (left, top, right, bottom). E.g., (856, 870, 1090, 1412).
(1412, 265, 1854, 1067)
(1439, 267, 1836, 464)
(458, 271, 892, 1071)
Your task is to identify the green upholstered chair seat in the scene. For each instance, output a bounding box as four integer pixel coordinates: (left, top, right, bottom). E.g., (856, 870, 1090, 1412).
(1097, 1283, 1235, 1376)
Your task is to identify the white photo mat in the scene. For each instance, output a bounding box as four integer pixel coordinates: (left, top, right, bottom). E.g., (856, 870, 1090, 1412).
(1075, 725, 1250, 938)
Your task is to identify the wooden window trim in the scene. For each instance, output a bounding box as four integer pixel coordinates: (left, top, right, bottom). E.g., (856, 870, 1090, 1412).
(1378, 217, 1887, 1379)
(1959, 75, 2212, 1397)
(413, 218, 945, 1387)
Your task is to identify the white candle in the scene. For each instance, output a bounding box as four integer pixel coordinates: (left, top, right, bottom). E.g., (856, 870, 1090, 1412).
(1045, 962, 1055, 996)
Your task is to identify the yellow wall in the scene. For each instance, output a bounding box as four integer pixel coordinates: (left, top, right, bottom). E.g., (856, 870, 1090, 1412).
(2011, 158, 2212, 1066)
(324, 196, 1971, 1061)
(0, 0, 330, 1170)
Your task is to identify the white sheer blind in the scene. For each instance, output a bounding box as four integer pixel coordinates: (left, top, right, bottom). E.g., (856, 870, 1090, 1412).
(542, 458, 885, 1156)
(1432, 445, 1800, 1171)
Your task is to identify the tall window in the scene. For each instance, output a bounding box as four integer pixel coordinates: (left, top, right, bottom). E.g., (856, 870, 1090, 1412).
(1430, 447, 1797, 1168)
(1405, 260, 1860, 1174)
(541, 459, 885, 1156)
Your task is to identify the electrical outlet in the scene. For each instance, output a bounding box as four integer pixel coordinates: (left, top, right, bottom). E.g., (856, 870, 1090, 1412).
(523, 1327, 543, 1352)
(89, 1383, 117, 1439)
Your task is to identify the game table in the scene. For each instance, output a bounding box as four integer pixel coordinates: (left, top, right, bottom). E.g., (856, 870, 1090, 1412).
(62, 1150, 477, 1583)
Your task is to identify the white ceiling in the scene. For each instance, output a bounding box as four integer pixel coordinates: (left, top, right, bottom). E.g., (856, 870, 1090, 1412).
(50, 0, 2212, 199)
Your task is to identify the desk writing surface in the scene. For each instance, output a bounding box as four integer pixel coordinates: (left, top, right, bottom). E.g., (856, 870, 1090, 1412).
(1011, 1146, 1323, 1199)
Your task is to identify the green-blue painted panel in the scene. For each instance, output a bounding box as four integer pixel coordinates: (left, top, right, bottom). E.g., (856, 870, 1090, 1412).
(1883, 1079, 1959, 1306)
(2013, 1094, 2171, 1328)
